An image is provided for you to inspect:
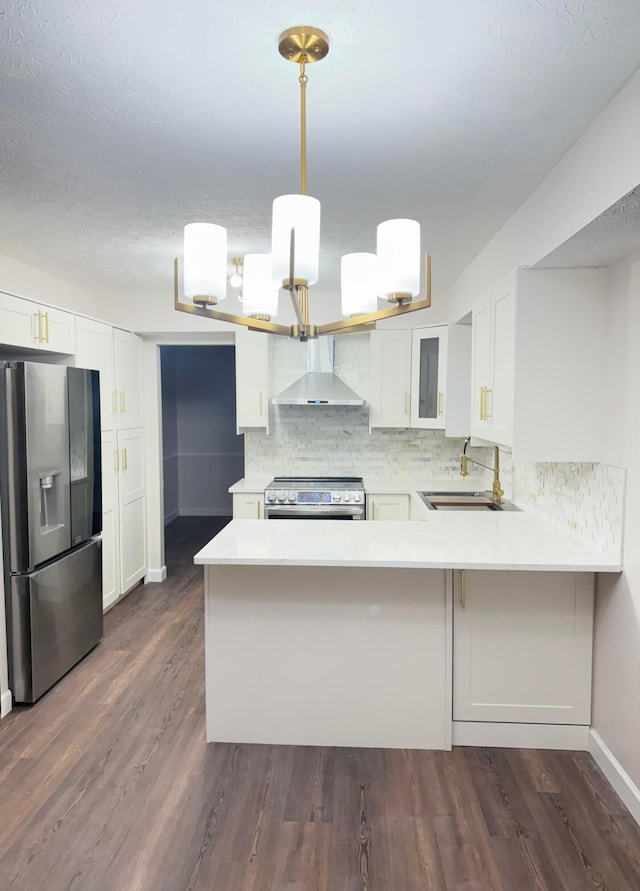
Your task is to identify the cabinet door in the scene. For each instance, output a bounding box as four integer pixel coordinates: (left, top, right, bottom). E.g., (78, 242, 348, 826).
(368, 494, 410, 521)
(117, 428, 146, 593)
(100, 430, 120, 610)
(0, 293, 41, 349)
(470, 280, 515, 446)
(75, 318, 116, 430)
(487, 281, 515, 446)
(235, 330, 271, 431)
(233, 494, 264, 519)
(113, 329, 144, 430)
(453, 570, 593, 725)
(369, 330, 411, 428)
(410, 326, 448, 429)
(40, 305, 76, 354)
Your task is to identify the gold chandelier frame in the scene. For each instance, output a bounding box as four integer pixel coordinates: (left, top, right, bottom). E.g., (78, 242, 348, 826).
(174, 26, 431, 341)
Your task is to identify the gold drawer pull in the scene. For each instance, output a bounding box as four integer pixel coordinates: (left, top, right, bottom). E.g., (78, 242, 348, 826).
(121, 447, 128, 470)
(437, 391, 444, 417)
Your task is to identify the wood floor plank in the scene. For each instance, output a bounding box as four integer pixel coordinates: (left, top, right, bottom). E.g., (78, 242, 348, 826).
(1, 516, 640, 891)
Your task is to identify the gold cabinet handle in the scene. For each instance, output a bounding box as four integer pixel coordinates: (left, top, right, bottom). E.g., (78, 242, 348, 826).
(484, 387, 493, 419)
(122, 447, 128, 471)
(404, 392, 410, 415)
(34, 311, 42, 343)
(114, 449, 119, 472)
(259, 392, 263, 416)
(460, 569, 466, 609)
(43, 311, 49, 343)
(480, 386, 486, 421)
(257, 500, 262, 519)
(112, 389, 118, 415)
(120, 391, 126, 414)
(437, 391, 444, 417)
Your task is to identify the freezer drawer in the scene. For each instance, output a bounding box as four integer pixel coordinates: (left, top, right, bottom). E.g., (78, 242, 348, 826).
(8, 538, 103, 703)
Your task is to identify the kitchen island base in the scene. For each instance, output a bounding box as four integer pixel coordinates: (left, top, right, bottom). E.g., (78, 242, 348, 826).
(204, 565, 451, 750)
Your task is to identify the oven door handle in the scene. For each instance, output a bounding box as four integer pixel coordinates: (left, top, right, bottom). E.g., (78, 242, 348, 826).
(265, 505, 365, 519)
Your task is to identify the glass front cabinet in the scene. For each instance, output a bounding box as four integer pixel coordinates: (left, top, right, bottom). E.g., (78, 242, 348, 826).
(410, 325, 448, 429)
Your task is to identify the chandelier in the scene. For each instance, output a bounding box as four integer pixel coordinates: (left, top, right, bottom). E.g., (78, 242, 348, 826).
(174, 26, 432, 341)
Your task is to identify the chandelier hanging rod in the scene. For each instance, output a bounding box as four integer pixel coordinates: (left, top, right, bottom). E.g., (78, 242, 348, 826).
(173, 25, 431, 340)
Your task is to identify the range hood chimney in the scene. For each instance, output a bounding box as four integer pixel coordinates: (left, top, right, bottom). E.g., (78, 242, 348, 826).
(273, 337, 365, 406)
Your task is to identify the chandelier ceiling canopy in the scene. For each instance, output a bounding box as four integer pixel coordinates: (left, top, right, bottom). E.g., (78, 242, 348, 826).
(174, 25, 431, 341)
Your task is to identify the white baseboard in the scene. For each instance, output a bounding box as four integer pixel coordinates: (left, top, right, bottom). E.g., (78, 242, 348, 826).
(145, 566, 167, 583)
(178, 508, 232, 517)
(164, 508, 180, 525)
(452, 721, 590, 750)
(1, 689, 13, 719)
(589, 729, 640, 826)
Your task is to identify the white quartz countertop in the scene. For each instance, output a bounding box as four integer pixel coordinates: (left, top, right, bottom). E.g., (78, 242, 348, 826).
(194, 514, 622, 572)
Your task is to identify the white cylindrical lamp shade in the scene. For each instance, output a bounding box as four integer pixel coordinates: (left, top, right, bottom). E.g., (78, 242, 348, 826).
(184, 223, 227, 302)
(242, 253, 280, 317)
(376, 218, 421, 299)
(272, 194, 320, 286)
(341, 252, 379, 316)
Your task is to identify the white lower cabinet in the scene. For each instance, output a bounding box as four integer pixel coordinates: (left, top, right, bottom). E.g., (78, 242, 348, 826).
(232, 493, 264, 519)
(367, 493, 410, 521)
(453, 569, 594, 725)
(101, 427, 146, 610)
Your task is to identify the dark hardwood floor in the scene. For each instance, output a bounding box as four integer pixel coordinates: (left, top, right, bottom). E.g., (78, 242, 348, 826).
(1, 516, 640, 890)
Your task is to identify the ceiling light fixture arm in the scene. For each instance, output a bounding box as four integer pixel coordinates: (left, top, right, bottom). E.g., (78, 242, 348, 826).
(174, 258, 290, 335)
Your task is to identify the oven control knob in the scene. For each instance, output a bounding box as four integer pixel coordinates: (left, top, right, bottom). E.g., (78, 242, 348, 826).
(277, 490, 287, 502)
(287, 491, 297, 503)
(352, 491, 363, 503)
(332, 491, 342, 502)
(343, 492, 352, 502)
(266, 491, 276, 503)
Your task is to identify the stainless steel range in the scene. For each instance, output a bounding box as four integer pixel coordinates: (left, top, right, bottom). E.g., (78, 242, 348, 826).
(264, 476, 366, 520)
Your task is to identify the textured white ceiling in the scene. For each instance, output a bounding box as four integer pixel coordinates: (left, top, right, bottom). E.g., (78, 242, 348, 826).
(1, 0, 640, 296)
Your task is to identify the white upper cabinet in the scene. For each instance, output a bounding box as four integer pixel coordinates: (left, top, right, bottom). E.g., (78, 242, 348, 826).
(469, 267, 606, 461)
(369, 326, 448, 431)
(0, 293, 76, 354)
(113, 329, 144, 430)
(410, 325, 448, 429)
(235, 330, 272, 432)
(369, 330, 412, 429)
(75, 320, 143, 432)
(470, 274, 515, 447)
(75, 317, 117, 430)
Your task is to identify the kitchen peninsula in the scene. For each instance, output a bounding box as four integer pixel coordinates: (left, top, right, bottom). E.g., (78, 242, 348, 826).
(194, 514, 622, 752)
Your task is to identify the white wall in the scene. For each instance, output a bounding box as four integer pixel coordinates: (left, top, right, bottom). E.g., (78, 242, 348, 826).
(592, 251, 640, 788)
(449, 67, 640, 322)
(0, 252, 104, 317)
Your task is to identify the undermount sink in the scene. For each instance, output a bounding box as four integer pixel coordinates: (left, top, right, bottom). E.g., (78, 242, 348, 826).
(418, 491, 520, 511)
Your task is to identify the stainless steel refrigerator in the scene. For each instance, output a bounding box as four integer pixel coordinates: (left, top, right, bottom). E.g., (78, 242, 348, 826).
(0, 361, 103, 703)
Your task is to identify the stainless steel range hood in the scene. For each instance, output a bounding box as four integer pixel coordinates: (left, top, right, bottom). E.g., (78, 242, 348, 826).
(273, 337, 365, 406)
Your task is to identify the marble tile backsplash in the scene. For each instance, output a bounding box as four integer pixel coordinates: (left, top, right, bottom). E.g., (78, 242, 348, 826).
(511, 457, 625, 558)
(245, 413, 485, 482)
